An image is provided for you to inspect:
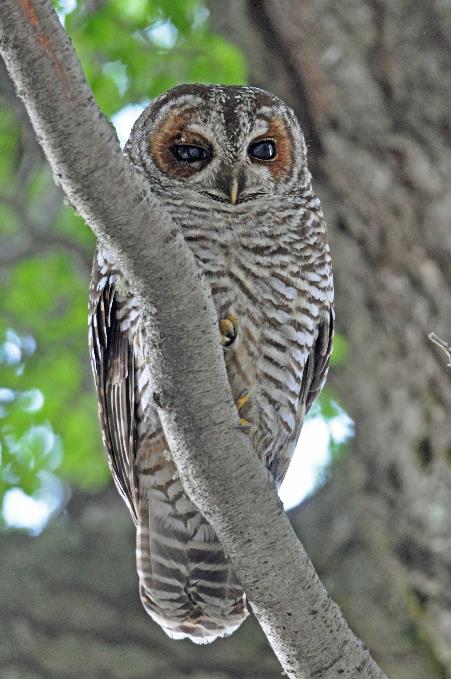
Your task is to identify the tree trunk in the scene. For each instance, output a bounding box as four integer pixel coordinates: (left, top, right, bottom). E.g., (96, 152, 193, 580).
(207, 1, 451, 677)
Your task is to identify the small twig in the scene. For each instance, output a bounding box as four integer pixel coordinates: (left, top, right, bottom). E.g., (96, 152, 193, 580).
(428, 332, 451, 367)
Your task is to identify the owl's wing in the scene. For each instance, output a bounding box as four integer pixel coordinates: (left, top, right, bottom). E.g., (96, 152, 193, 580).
(303, 306, 335, 416)
(88, 251, 139, 525)
(271, 307, 334, 486)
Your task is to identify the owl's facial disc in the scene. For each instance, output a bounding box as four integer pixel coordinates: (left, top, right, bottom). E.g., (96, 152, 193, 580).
(146, 92, 297, 205)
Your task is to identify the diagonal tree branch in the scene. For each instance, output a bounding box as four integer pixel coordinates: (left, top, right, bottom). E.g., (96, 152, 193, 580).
(0, 2, 388, 677)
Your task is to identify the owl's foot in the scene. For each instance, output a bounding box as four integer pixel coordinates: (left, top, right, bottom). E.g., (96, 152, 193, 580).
(219, 315, 238, 347)
(236, 390, 254, 429)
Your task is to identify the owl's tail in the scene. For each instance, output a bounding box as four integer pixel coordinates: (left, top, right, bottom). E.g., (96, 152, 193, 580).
(136, 485, 248, 644)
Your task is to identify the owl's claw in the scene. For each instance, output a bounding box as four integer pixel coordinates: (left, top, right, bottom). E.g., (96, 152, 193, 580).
(219, 315, 238, 347)
(236, 390, 255, 430)
(236, 391, 250, 411)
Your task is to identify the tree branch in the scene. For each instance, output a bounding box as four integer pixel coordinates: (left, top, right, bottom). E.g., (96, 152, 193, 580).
(0, 2, 388, 677)
(428, 332, 451, 368)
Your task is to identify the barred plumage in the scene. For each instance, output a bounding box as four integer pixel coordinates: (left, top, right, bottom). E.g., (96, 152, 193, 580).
(89, 84, 334, 643)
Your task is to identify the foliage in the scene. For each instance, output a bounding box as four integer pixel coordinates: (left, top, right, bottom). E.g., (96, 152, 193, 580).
(0, 330, 64, 529)
(0, 256, 107, 491)
(330, 332, 348, 367)
(63, 0, 246, 116)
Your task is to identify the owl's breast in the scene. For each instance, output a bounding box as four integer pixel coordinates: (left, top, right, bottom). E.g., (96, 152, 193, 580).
(189, 242, 306, 470)
(175, 205, 330, 477)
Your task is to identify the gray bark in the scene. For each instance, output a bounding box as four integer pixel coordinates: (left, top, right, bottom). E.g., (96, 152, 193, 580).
(0, 1, 387, 677)
(207, 1, 451, 677)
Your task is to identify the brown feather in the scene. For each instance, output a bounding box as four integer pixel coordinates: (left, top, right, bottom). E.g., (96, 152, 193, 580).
(88, 251, 139, 524)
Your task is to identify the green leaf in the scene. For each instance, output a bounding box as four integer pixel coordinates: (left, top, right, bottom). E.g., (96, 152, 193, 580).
(331, 332, 348, 367)
(17, 389, 45, 413)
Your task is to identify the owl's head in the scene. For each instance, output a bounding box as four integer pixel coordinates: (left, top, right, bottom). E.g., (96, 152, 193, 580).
(126, 84, 310, 206)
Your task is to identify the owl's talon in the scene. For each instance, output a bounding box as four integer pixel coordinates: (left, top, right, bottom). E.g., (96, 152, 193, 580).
(219, 315, 238, 347)
(236, 391, 250, 411)
(239, 417, 256, 432)
(236, 390, 254, 429)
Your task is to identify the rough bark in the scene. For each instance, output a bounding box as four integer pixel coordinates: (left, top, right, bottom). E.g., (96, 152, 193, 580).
(207, 1, 451, 677)
(0, 1, 387, 678)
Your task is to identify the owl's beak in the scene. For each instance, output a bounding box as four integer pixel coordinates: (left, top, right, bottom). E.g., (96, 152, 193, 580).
(230, 177, 239, 205)
(216, 164, 245, 205)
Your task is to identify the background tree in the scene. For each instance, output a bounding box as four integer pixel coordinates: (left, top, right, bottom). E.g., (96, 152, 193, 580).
(0, 1, 450, 678)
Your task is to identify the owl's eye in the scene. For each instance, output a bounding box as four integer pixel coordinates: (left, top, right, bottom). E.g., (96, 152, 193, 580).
(171, 144, 211, 163)
(248, 139, 276, 161)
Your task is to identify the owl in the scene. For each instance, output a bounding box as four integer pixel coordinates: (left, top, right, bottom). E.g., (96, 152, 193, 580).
(89, 84, 334, 644)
